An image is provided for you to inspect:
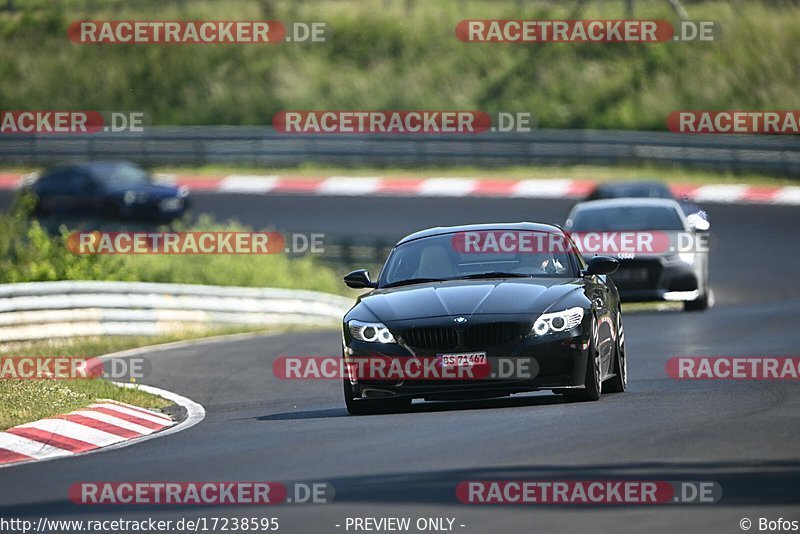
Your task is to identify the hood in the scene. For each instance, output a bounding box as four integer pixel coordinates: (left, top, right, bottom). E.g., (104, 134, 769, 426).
(354, 278, 584, 322)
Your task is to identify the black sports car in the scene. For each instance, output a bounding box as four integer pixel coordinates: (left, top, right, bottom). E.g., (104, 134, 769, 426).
(341, 222, 627, 415)
(26, 161, 189, 222)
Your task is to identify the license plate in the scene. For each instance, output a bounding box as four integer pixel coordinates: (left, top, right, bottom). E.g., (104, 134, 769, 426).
(438, 352, 487, 367)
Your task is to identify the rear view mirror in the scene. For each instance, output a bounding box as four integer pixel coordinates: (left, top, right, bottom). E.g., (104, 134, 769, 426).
(585, 256, 619, 276)
(344, 269, 377, 289)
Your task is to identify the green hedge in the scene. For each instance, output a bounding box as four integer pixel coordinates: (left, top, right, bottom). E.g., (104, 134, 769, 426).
(0, 0, 797, 130)
(0, 196, 345, 294)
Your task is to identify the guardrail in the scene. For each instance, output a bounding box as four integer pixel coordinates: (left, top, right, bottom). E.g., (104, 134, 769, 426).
(0, 281, 353, 342)
(1, 127, 798, 175)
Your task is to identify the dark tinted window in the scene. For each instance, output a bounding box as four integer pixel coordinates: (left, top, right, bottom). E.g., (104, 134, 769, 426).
(63, 170, 95, 193)
(570, 206, 684, 231)
(380, 231, 577, 287)
(89, 163, 150, 186)
(595, 183, 673, 199)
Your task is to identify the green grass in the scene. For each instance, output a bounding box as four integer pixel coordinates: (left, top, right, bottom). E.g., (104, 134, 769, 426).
(0, 379, 170, 431)
(0, 333, 198, 432)
(0, 325, 288, 357)
(621, 301, 683, 313)
(0, 326, 295, 430)
(0, 0, 797, 131)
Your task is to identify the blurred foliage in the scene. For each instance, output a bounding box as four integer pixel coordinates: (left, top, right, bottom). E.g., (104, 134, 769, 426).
(0, 195, 346, 294)
(0, 0, 797, 130)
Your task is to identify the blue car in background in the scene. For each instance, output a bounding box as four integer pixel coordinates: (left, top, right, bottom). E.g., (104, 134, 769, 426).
(27, 161, 189, 222)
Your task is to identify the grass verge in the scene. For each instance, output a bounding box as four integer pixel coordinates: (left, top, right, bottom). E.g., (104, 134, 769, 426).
(0, 380, 170, 432)
(0, 325, 293, 430)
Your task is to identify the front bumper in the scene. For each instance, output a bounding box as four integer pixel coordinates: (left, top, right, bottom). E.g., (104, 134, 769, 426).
(612, 258, 703, 303)
(344, 330, 591, 401)
(119, 197, 188, 220)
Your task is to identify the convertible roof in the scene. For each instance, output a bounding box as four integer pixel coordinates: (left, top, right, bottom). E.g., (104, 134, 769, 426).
(397, 222, 563, 245)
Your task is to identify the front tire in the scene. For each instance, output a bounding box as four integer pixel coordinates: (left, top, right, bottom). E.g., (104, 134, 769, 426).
(564, 316, 602, 402)
(685, 265, 712, 312)
(684, 288, 712, 311)
(605, 308, 627, 393)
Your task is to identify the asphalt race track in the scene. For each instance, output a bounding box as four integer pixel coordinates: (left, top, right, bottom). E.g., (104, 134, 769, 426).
(0, 191, 798, 533)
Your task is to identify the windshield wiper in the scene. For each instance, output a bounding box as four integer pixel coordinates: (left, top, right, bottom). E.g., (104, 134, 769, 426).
(457, 272, 532, 280)
(381, 277, 447, 288)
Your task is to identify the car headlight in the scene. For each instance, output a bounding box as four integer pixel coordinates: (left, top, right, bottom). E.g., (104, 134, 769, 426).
(532, 307, 584, 336)
(348, 320, 396, 344)
(124, 190, 149, 205)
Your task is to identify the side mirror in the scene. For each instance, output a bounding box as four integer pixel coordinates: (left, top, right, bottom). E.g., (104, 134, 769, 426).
(584, 256, 619, 276)
(344, 269, 377, 289)
(686, 213, 710, 232)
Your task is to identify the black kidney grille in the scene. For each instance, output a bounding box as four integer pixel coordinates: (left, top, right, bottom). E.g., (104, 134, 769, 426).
(401, 327, 458, 351)
(401, 322, 525, 351)
(464, 322, 524, 348)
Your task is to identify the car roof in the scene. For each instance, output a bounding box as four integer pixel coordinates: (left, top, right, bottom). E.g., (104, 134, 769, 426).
(44, 161, 135, 174)
(570, 198, 683, 212)
(397, 222, 563, 245)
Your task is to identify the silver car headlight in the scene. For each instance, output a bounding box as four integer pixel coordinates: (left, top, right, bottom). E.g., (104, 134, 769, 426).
(666, 253, 696, 266)
(348, 320, 396, 344)
(532, 307, 584, 336)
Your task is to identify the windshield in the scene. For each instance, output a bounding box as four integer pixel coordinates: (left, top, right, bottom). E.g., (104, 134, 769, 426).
(570, 206, 684, 232)
(91, 163, 151, 186)
(379, 230, 578, 287)
(600, 184, 672, 199)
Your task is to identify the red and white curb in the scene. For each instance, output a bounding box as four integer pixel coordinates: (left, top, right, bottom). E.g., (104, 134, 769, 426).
(2, 173, 799, 205)
(0, 383, 205, 468)
(184, 175, 800, 205)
